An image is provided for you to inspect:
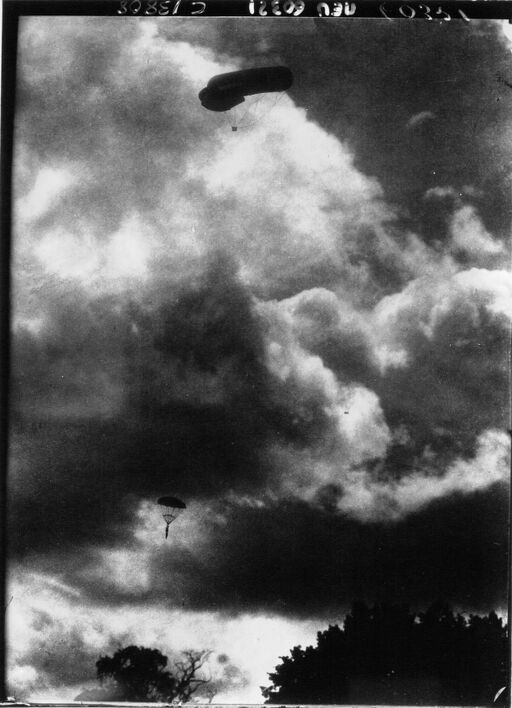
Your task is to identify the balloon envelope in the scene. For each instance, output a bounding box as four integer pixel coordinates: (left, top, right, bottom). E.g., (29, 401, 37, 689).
(199, 66, 293, 112)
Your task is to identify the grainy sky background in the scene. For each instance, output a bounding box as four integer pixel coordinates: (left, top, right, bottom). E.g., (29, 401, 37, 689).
(7, 14, 512, 702)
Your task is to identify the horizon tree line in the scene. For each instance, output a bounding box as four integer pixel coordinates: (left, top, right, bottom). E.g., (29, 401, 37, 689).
(67, 601, 508, 705)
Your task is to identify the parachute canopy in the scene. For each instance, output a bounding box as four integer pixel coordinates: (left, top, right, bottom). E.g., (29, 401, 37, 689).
(198, 66, 293, 112)
(158, 496, 186, 538)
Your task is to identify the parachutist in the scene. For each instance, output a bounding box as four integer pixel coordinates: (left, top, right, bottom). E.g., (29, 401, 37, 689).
(158, 496, 186, 539)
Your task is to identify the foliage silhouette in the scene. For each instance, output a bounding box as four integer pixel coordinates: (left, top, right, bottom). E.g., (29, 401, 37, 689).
(262, 602, 509, 705)
(75, 645, 211, 702)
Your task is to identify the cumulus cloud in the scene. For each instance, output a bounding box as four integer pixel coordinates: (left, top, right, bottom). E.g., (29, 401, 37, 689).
(420, 192, 508, 269)
(335, 429, 510, 522)
(499, 20, 512, 52)
(406, 110, 436, 129)
(372, 267, 512, 358)
(424, 185, 484, 201)
(449, 204, 506, 259)
(368, 268, 511, 462)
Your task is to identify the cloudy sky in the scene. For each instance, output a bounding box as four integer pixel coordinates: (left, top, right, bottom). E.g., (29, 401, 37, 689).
(7, 13, 512, 702)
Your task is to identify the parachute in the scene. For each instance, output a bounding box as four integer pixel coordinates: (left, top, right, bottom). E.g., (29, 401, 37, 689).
(198, 66, 293, 130)
(157, 496, 186, 539)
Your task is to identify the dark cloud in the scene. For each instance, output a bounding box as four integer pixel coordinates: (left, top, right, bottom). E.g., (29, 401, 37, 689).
(26, 485, 508, 616)
(9, 256, 318, 556)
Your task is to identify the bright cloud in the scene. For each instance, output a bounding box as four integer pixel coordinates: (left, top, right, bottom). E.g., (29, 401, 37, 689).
(7, 568, 318, 702)
(450, 205, 506, 258)
(406, 110, 436, 128)
(336, 429, 510, 521)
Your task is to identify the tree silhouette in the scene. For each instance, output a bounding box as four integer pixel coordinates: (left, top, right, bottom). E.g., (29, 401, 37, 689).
(262, 603, 509, 705)
(75, 645, 211, 702)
